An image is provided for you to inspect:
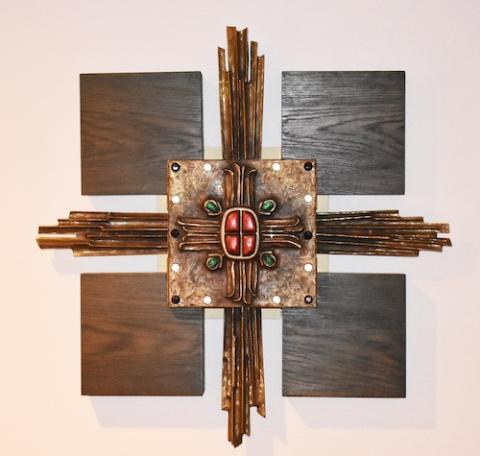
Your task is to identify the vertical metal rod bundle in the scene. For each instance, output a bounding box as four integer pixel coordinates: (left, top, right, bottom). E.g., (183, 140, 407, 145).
(218, 26, 266, 447)
(219, 27, 264, 161)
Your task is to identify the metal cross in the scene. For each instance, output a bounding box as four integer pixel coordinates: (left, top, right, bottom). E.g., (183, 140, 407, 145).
(37, 27, 451, 447)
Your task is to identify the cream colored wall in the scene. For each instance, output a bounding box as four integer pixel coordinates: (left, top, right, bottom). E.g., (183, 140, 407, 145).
(0, 1, 477, 455)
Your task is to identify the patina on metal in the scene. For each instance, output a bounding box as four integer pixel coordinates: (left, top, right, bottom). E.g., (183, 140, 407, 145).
(167, 159, 316, 308)
(316, 210, 451, 255)
(167, 158, 315, 446)
(36, 211, 168, 256)
(217, 28, 265, 445)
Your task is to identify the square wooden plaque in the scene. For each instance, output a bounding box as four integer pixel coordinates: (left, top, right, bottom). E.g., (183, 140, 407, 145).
(80, 72, 204, 195)
(282, 273, 406, 397)
(81, 273, 204, 396)
(282, 71, 405, 195)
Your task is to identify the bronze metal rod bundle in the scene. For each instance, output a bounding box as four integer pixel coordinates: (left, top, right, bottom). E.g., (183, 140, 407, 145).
(218, 26, 266, 447)
(222, 307, 265, 446)
(37, 211, 168, 256)
(316, 210, 451, 256)
(221, 162, 266, 443)
(219, 27, 264, 160)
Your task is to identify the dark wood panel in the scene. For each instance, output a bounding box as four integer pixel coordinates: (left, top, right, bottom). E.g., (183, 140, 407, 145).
(282, 71, 405, 195)
(81, 273, 204, 395)
(81, 72, 204, 195)
(282, 273, 405, 397)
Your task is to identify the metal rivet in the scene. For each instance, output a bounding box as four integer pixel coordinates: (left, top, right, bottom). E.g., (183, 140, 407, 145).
(272, 162, 281, 171)
(171, 295, 180, 304)
(171, 263, 180, 273)
(172, 195, 180, 204)
(304, 263, 313, 272)
(171, 228, 180, 238)
(304, 194, 313, 203)
(273, 295, 281, 304)
(171, 162, 181, 172)
(203, 163, 212, 172)
(203, 296, 212, 305)
(304, 295, 314, 304)
(304, 161, 313, 171)
(303, 230, 313, 240)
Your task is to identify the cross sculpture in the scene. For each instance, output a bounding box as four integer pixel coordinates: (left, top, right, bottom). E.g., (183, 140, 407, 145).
(37, 27, 451, 447)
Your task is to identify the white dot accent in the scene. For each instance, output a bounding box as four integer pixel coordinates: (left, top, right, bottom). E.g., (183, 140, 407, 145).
(304, 263, 313, 272)
(203, 296, 212, 305)
(171, 263, 180, 273)
(304, 194, 313, 203)
(272, 162, 281, 171)
(203, 163, 212, 172)
(172, 195, 180, 204)
(272, 295, 281, 304)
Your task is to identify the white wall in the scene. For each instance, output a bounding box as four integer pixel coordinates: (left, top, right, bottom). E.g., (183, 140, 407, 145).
(1, 0, 478, 454)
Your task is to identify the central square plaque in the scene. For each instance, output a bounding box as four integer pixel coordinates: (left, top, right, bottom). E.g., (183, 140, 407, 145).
(167, 160, 317, 307)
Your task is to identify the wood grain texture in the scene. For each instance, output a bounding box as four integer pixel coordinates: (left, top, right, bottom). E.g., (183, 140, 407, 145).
(282, 273, 405, 397)
(81, 72, 204, 195)
(282, 71, 405, 195)
(81, 273, 204, 395)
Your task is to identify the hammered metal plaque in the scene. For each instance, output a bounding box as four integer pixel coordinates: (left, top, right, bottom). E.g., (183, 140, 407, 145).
(167, 159, 317, 308)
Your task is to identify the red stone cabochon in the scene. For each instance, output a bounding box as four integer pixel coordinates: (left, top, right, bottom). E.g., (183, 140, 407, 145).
(223, 209, 258, 258)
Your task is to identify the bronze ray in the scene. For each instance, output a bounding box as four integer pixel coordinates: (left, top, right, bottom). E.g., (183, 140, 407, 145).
(316, 210, 451, 256)
(37, 211, 168, 256)
(219, 26, 266, 447)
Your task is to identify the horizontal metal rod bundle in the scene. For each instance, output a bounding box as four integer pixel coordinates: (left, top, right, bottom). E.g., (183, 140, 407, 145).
(37, 209, 451, 258)
(316, 210, 451, 256)
(37, 211, 168, 256)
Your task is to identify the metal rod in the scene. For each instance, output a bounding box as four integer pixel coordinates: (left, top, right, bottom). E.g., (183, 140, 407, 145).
(219, 26, 266, 447)
(316, 210, 451, 256)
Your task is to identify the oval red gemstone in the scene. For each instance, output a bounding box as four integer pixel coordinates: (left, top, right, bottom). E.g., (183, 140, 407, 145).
(242, 211, 256, 233)
(222, 208, 258, 258)
(225, 211, 240, 232)
(225, 235, 240, 255)
(242, 235, 256, 256)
